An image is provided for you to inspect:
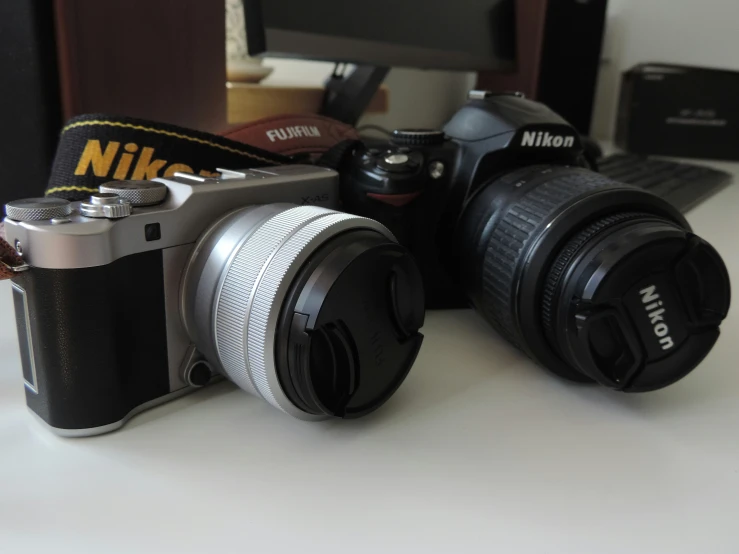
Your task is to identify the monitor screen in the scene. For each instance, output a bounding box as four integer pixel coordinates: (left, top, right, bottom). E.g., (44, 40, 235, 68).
(245, 0, 516, 71)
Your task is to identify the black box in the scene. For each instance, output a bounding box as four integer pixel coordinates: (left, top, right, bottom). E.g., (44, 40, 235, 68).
(616, 63, 739, 161)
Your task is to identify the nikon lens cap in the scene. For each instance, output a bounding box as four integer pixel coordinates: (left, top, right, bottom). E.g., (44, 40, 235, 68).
(546, 213, 731, 392)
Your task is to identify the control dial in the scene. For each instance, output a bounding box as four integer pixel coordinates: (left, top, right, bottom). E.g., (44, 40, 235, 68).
(391, 129, 446, 147)
(4, 198, 72, 222)
(99, 180, 168, 206)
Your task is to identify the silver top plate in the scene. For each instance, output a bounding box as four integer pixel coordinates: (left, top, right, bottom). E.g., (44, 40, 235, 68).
(2, 166, 339, 270)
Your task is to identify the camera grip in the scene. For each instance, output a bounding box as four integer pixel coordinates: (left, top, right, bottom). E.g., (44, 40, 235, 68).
(10, 250, 170, 433)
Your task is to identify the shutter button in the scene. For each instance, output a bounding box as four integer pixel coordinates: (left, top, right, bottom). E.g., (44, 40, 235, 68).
(385, 153, 410, 165)
(80, 193, 132, 219)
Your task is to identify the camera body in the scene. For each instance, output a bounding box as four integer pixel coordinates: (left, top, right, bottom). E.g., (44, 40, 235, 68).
(343, 92, 592, 309)
(5, 166, 337, 435)
(6, 166, 425, 436)
(343, 92, 730, 392)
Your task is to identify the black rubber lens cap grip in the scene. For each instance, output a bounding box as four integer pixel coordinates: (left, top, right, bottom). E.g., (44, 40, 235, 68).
(553, 219, 730, 392)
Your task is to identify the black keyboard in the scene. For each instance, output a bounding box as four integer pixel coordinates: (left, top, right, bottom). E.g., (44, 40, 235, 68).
(598, 153, 733, 213)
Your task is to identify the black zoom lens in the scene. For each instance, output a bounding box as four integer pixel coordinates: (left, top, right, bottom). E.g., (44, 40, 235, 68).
(456, 166, 731, 392)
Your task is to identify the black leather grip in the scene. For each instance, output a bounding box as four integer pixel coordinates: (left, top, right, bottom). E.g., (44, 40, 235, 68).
(11, 250, 170, 431)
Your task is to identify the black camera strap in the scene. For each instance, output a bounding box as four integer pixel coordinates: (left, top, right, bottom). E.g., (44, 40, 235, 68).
(316, 139, 363, 171)
(0, 112, 363, 281)
(45, 114, 293, 201)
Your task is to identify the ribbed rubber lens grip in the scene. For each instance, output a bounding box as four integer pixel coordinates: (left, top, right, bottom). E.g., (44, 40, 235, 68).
(472, 168, 623, 348)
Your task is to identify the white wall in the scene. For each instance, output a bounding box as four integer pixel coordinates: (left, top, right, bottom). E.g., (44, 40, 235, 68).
(263, 58, 475, 131)
(592, 0, 739, 139)
(357, 68, 476, 131)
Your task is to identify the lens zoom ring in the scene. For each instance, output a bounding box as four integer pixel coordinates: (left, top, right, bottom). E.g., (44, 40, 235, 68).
(245, 212, 364, 411)
(215, 206, 332, 399)
(480, 169, 621, 346)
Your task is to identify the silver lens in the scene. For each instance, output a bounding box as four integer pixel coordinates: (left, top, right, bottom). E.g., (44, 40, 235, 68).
(181, 204, 395, 419)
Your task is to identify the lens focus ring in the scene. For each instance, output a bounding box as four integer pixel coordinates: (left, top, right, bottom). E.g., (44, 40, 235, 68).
(540, 212, 650, 332)
(214, 207, 327, 399)
(245, 213, 379, 408)
(458, 163, 728, 391)
(471, 167, 622, 348)
(219, 210, 365, 410)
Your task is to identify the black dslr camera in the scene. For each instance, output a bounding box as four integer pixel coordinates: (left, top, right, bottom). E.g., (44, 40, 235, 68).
(342, 92, 731, 392)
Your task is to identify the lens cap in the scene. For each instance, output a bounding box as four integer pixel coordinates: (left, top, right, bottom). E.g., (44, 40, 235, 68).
(549, 214, 730, 392)
(275, 230, 425, 417)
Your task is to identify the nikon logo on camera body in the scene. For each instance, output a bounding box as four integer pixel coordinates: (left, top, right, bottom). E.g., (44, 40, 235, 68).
(640, 285, 675, 351)
(520, 131, 576, 149)
(74, 139, 220, 181)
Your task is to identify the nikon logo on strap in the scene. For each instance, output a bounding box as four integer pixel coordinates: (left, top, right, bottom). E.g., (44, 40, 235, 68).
(74, 140, 221, 181)
(45, 115, 290, 201)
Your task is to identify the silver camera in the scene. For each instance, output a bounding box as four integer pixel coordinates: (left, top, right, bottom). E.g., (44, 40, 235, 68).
(4, 166, 425, 436)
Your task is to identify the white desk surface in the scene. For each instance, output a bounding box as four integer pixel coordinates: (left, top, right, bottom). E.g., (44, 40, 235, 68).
(2, 157, 739, 554)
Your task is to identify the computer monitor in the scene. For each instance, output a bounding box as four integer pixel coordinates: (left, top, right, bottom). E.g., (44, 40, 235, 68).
(244, 0, 516, 72)
(244, 0, 608, 134)
(244, 0, 516, 123)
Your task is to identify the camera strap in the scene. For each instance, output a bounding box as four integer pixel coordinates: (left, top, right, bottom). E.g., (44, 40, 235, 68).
(0, 237, 27, 279)
(316, 139, 364, 171)
(44, 114, 292, 201)
(44, 113, 360, 201)
(0, 112, 360, 281)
